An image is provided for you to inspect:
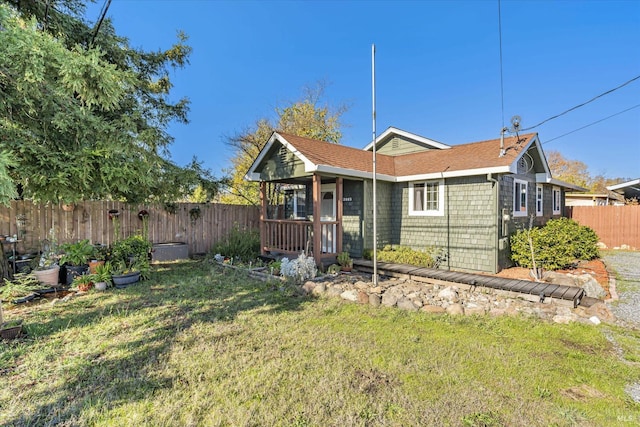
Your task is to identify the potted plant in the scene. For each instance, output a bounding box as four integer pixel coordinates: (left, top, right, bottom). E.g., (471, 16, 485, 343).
(337, 252, 353, 272)
(93, 262, 112, 291)
(89, 244, 108, 274)
(59, 239, 94, 284)
(73, 274, 94, 292)
(109, 235, 151, 288)
(110, 260, 141, 288)
(1, 318, 23, 340)
(32, 237, 60, 287)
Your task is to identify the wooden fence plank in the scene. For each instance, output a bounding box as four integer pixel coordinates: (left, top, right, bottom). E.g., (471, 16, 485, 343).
(567, 205, 640, 250)
(0, 201, 259, 256)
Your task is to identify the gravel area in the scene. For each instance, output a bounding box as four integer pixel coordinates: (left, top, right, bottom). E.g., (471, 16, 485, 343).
(601, 251, 640, 404)
(603, 251, 640, 327)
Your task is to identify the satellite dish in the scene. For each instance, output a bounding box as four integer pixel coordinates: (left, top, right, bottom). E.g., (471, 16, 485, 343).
(510, 115, 521, 130)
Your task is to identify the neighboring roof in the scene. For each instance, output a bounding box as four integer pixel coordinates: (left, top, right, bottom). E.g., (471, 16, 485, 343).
(566, 193, 623, 200)
(363, 126, 451, 151)
(246, 130, 546, 182)
(607, 178, 640, 200)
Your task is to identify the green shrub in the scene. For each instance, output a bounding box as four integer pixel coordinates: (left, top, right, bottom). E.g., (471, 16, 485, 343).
(376, 245, 434, 268)
(510, 217, 599, 270)
(110, 235, 151, 266)
(211, 225, 259, 262)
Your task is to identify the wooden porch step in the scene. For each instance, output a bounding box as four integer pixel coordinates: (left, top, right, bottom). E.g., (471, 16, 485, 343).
(353, 259, 585, 308)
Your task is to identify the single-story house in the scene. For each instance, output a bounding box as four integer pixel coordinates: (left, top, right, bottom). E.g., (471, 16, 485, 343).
(607, 178, 640, 204)
(565, 192, 624, 206)
(246, 127, 584, 273)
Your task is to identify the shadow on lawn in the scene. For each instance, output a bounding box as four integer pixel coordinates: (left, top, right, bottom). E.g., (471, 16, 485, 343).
(4, 260, 313, 425)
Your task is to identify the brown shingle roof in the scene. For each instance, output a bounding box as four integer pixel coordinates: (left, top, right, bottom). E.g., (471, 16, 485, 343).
(278, 132, 396, 176)
(276, 131, 537, 178)
(393, 133, 536, 176)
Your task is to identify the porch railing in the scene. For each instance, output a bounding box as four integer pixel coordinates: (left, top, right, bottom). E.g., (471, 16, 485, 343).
(262, 219, 339, 257)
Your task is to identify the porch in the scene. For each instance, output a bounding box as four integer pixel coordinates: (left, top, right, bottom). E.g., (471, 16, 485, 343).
(259, 175, 344, 266)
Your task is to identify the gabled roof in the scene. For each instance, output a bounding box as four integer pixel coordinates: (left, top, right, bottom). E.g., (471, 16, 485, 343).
(363, 126, 451, 152)
(246, 130, 548, 182)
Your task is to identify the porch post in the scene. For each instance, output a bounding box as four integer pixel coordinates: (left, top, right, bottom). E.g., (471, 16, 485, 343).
(259, 181, 267, 255)
(312, 174, 322, 266)
(336, 177, 343, 254)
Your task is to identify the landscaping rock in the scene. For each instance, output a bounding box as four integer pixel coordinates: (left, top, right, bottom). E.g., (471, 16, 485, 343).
(397, 297, 419, 312)
(553, 314, 577, 324)
(327, 286, 343, 297)
(464, 303, 486, 316)
(302, 281, 316, 295)
(573, 274, 606, 298)
(542, 271, 576, 287)
(340, 290, 358, 302)
(586, 302, 614, 323)
(357, 291, 369, 304)
(312, 282, 326, 295)
(369, 293, 381, 307)
(422, 305, 446, 314)
(381, 293, 398, 307)
(589, 316, 601, 325)
(438, 286, 458, 302)
(446, 303, 464, 316)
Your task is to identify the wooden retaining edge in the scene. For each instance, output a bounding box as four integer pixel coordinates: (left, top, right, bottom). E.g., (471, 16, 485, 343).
(354, 264, 579, 308)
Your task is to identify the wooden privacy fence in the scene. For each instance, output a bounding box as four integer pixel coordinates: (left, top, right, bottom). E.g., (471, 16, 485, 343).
(566, 205, 640, 250)
(0, 201, 260, 255)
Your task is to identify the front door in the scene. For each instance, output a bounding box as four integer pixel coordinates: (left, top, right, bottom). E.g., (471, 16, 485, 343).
(320, 184, 336, 253)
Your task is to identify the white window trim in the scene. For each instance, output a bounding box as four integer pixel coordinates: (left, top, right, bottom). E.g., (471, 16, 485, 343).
(513, 179, 528, 217)
(408, 179, 444, 216)
(552, 186, 561, 215)
(284, 188, 307, 220)
(536, 184, 543, 217)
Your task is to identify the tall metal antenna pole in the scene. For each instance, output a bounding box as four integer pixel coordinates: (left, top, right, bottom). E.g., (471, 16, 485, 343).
(371, 44, 378, 286)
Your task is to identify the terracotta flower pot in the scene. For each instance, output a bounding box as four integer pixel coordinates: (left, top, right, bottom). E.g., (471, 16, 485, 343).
(89, 260, 105, 274)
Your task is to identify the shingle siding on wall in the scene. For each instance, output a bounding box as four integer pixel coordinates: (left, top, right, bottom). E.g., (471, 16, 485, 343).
(363, 180, 394, 251)
(393, 176, 497, 273)
(500, 174, 566, 269)
(342, 180, 364, 257)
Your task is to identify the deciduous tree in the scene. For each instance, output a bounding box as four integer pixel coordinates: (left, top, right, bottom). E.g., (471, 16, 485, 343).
(222, 83, 347, 205)
(546, 150, 591, 189)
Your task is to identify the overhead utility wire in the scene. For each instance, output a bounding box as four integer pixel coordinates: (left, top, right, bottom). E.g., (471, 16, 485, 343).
(521, 74, 640, 131)
(90, 0, 112, 46)
(542, 104, 640, 145)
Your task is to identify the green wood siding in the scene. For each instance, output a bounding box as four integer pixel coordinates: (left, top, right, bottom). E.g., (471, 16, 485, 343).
(258, 144, 308, 181)
(363, 180, 394, 251)
(392, 176, 497, 273)
(376, 136, 435, 156)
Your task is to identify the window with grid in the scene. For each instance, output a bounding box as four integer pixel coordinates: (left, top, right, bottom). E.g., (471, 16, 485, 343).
(552, 187, 561, 214)
(536, 184, 543, 216)
(513, 179, 528, 216)
(409, 180, 443, 216)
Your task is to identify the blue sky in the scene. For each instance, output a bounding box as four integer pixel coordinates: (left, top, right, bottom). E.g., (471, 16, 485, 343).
(87, 0, 640, 180)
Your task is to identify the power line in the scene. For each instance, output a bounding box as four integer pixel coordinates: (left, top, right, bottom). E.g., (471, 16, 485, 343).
(521, 74, 640, 131)
(542, 104, 640, 145)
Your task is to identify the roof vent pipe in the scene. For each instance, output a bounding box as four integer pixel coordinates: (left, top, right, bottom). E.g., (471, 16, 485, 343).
(499, 126, 508, 157)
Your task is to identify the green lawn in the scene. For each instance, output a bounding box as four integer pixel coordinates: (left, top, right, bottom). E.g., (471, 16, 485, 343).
(1, 260, 639, 426)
